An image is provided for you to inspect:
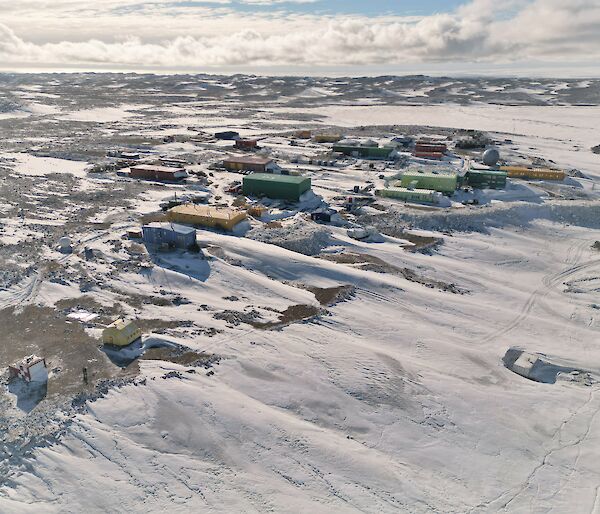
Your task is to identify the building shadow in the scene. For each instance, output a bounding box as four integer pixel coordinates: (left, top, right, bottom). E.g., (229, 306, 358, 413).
(7, 379, 47, 413)
(144, 249, 211, 283)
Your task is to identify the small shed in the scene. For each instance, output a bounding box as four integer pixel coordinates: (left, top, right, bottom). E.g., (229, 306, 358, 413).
(142, 222, 197, 249)
(235, 139, 259, 150)
(311, 209, 336, 223)
(511, 352, 539, 379)
(223, 156, 273, 173)
(9, 355, 48, 383)
(102, 319, 142, 347)
(243, 173, 312, 201)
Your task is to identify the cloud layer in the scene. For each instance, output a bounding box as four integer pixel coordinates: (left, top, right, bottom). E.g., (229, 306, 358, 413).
(0, 0, 598, 71)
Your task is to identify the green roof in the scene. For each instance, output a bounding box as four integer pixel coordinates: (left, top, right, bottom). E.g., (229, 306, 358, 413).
(244, 173, 310, 185)
(403, 170, 457, 179)
(467, 169, 507, 177)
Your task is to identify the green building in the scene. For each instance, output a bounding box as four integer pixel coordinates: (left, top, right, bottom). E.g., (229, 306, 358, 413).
(332, 145, 395, 160)
(400, 170, 458, 194)
(465, 169, 507, 189)
(243, 173, 311, 201)
(376, 187, 440, 204)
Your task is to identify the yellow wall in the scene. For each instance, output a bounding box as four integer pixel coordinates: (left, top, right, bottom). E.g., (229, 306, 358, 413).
(501, 166, 565, 180)
(102, 323, 141, 346)
(167, 208, 247, 231)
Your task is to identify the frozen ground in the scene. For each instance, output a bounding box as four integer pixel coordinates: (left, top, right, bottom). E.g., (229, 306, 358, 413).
(0, 73, 599, 513)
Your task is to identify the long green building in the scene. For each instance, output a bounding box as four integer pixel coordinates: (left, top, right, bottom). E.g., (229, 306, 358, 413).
(400, 170, 458, 194)
(332, 145, 395, 160)
(465, 169, 507, 189)
(243, 173, 311, 201)
(376, 187, 440, 204)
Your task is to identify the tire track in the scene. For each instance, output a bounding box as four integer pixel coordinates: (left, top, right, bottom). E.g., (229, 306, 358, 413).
(483, 245, 600, 342)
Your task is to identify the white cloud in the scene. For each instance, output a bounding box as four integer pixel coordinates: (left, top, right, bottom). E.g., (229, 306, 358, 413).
(0, 0, 598, 71)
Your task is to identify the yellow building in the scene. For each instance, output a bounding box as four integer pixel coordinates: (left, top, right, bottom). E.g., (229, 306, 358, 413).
(500, 166, 566, 181)
(102, 319, 142, 347)
(166, 204, 247, 231)
(313, 134, 343, 143)
(247, 205, 267, 218)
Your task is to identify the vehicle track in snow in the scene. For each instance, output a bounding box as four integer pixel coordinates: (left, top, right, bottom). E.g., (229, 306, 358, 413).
(0, 271, 41, 310)
(482, 239, 600, 342)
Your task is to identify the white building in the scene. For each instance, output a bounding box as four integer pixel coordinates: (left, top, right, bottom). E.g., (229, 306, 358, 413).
(9, 355, 49, 383)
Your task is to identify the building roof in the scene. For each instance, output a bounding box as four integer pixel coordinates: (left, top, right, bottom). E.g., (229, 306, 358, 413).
(11, 354, 45, 369)
(168, 204, 246, 221)
(144, 222, 197, 235)
(223, 156, 272, 165)
(381, 186, 436, 195)
(107, 318, 138, 333)
(130, 164, 185, 173)
(244, 173, 310, 185)
(467, 168, 507, 176)
(403, 169, 458, 179)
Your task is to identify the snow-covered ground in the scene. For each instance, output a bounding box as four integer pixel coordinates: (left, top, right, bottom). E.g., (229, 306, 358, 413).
(1, 73, 600, 513)
(3, 224, 600, 513)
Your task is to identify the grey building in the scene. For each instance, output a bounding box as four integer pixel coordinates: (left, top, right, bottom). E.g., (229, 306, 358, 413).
(142, 222, 197, 249)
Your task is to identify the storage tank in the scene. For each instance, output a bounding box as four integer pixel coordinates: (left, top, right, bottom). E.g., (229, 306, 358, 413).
(59, 236, 72, 254)
(483, 148, 500, 166)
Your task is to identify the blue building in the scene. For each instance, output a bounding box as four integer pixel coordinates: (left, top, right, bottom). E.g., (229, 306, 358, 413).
(142, 222, 197, 249)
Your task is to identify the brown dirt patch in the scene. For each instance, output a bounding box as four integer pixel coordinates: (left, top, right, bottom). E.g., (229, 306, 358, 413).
(319, 252, 466, 294)
(0, 305, 133, 399)
(251, 304, 322, 330)
(305, 285, 356, 306)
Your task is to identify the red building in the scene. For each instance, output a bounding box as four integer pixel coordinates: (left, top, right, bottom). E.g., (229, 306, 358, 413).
(235, 139, 259, 150)
(223, 156, 273, 173)
(414, 141, 447, 160)
(129, 164, 188, 182)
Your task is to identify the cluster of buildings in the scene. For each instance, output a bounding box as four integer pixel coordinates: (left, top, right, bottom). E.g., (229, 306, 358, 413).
(118, 127, 568, 251)
(375, 160, 566, 206)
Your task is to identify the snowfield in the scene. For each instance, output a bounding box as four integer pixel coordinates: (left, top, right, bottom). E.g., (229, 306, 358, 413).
(0, 73, 600, 513)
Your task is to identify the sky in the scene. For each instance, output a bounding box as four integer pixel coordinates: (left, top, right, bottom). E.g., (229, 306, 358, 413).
(0, 0, 599, 76)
